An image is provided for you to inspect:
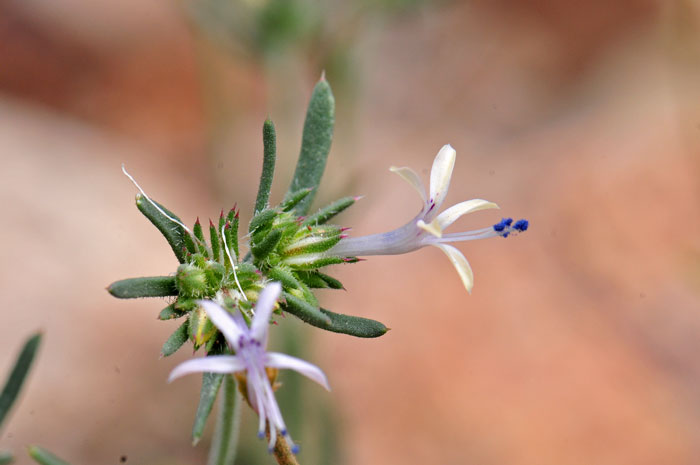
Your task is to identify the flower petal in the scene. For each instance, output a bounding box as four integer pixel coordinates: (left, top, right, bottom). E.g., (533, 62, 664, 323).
(168, 355, 245, 382)
(265, 352, 331, 391)
(429, 144, 456, 211)
(436, 199, 499, 231)
(198, 300, 245, 345)
(417, 219, 443, 238)
(390, 166, 427, 203)
(431, 243, 474, 294)
(251, 282, 282, 343)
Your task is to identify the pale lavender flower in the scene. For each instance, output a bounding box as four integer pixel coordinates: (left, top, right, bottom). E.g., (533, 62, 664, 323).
(168, 282, 330, 453)
(329, 144, 528, 293)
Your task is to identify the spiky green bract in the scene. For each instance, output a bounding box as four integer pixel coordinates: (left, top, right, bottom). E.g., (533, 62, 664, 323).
(255, 119, 277, 213)
(285, 77, 335, 216)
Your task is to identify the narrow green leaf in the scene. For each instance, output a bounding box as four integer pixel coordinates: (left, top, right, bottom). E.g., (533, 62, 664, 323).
(285, 77, 335, 215)
(161, 320, 189, 357)
(136, 193, 189, 263)
(107, 276, 178, 299)
(27, 446, 71, 465)
(0, 451, 13, 465)
(0, 333, 42, 429)
(282, 293, 331, 326)
(303, 196, 356, 226)
(316, 308, 388, 338)
(254, 119, 277, 213)
(192, 372, 225, 445)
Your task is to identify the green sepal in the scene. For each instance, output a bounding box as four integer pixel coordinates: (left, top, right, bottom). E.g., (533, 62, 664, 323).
(161, 320, 189, 357)
(225, 210, 240, 260)
(280, 188, 313, 212)
(303, 196, 356, 226)
(189, 307, 216, 350)
(283, 233, 342, 256)
(295, 270, 328, 288)
(0, 333, 41, 430)
(204, 261, 225, 289)
(268, 268, 318, 306)
(254, 119, 277, 213)
(209, 220, 221, 262)
(283, 255, 349, 270)
(296, 271, 344, 289)
(285, 77, 335, 215)
(158, 304, 186, 320)
(27, 446, 71, 465)
(175, 298, 199, 313)
(316, 308, 388, 338)
(193, 219, 208, 258)
(282, 293, 331, 326)
(107, 276, 178, 299)
(248, 209, 276, 234)
(0, 452, 12, 465)
(251, 228, 282, 262)
(191, 372, 225, 445)
(136, 193, 190, 263)
(317, 272, 344, 289)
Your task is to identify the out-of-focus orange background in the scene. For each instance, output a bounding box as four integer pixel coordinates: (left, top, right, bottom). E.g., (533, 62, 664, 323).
(2, 0, 700, 464)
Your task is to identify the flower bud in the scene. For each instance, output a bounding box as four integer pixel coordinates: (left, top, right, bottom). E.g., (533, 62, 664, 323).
(176, 263, 208, 297)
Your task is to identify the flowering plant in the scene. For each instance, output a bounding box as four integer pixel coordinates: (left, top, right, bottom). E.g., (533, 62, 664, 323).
(5, 77, 526, 465)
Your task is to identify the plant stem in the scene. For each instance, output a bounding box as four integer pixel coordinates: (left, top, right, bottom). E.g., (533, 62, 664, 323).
(267, 429, 300, 465)
(207, 375, 241, 465)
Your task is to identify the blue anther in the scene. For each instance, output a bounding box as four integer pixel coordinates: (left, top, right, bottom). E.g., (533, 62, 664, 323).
(493, 221, 506, 232)
(513, 219, 529, 232)
(257, 431, 265, 439)
(281, 429, 288, 436)
(502, 231, 510, 238)
(268, 446, 275, 454)
(504, 218, 513, 226)
(292, 445, 300, 454)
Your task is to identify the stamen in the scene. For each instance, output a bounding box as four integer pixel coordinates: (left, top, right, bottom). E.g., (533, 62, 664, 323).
(291, 444, 300, 454)
(513, 219, 529, 232)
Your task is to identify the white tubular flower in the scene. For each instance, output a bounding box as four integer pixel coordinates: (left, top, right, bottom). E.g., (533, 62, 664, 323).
(329, 144, 529, 293)
(168, 282, 330, 454)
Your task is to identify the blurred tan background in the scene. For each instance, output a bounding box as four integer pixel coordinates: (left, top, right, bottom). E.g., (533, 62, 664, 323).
(2, 0, 700, 464)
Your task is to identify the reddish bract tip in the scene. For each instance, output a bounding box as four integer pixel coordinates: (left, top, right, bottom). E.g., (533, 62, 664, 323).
(224, 221, 231, 230)
(209, 219, 215, 227)
(195, 217, 201, 225)
(220, 209, 224, 218)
